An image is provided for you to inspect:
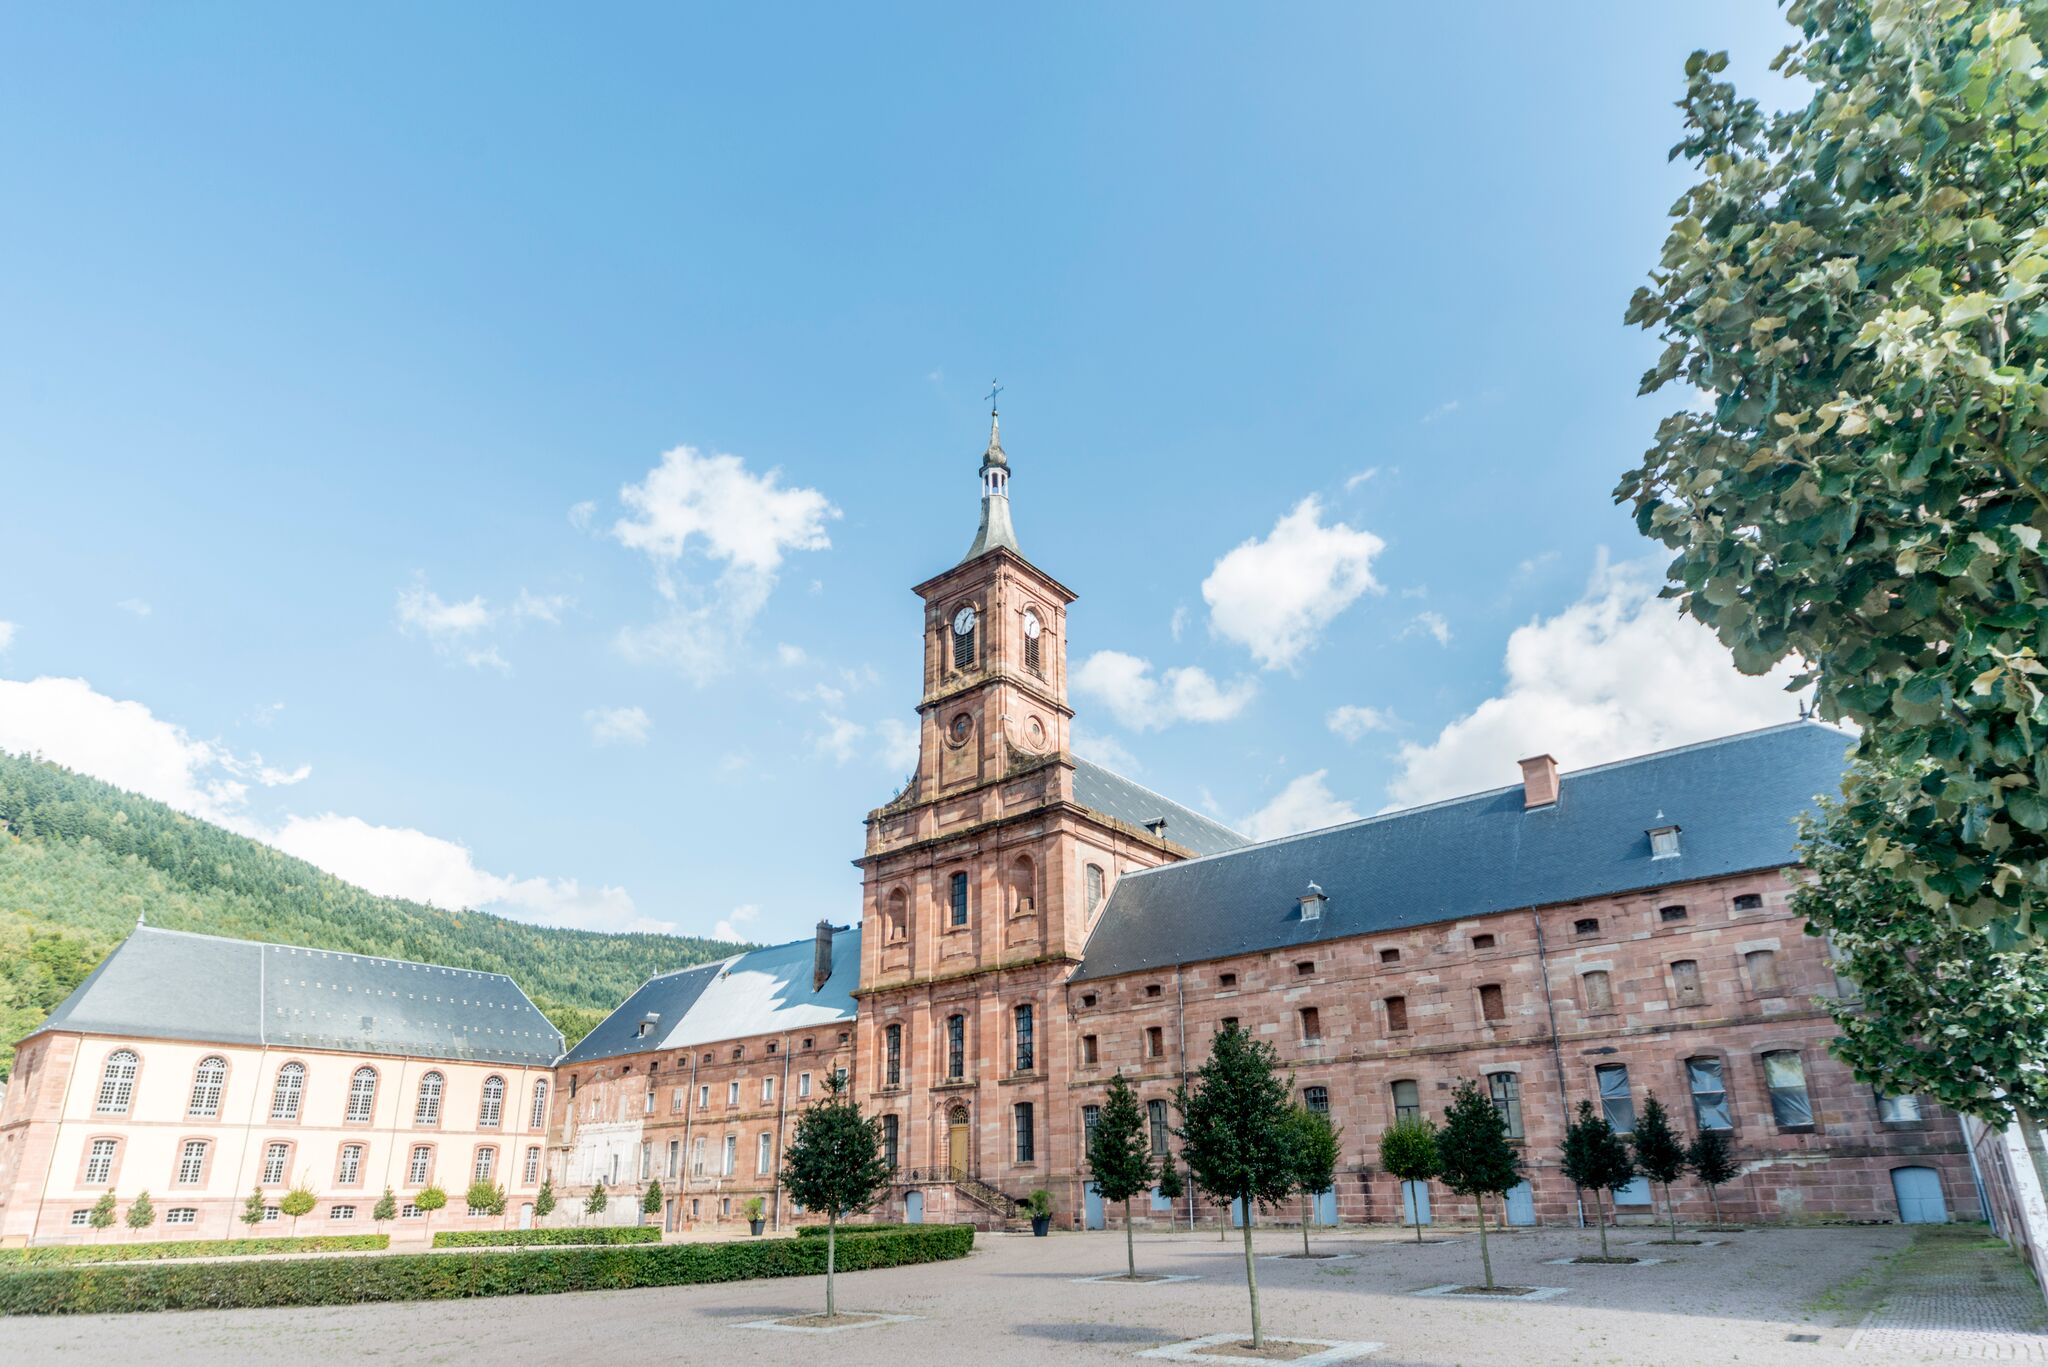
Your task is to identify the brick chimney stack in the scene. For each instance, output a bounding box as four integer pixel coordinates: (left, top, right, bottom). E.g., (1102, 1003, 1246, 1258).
(812, 920, 836, 992)
(1518, 754, 1560, 809)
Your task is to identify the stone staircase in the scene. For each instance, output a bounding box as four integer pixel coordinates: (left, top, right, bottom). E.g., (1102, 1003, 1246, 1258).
(954, 1174, 1030, 1230)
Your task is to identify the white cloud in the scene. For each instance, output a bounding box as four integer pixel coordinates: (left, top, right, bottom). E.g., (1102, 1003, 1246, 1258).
(1072, 650, 1257, 732)
(776, 643, 809, 667)
(116, 598, 152, 618)
(1070, 723, 1143, 776)
(1326, 704, 1392, 741)
(512, 589, 571, 624)
(461, 645, 511, 674)
(814, 714, 867, 764)
(1387, 554, 1808, 808)
(1202, 496, 1385, 670)
(1169, 605, 1190, 642)
(247, 701, 285, 728)
(0, 621, 13, 651)
(568, 500, 597, 531)
(1242, 770, 1360, 842)
(1344, 468, 1379, 491)
(585, 705, 652, 746)
(1422, 399, 1462, 424)
(1405, 610, 1452, 647)
(713, 903, 761, 942)
(874, 718, 919, 774)
(396, 584, 493, 638)
(395, 581, 569, 671)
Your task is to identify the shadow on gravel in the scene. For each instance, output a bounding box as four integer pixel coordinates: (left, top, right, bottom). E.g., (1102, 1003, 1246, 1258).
(1010, 1323, 1172, 1344)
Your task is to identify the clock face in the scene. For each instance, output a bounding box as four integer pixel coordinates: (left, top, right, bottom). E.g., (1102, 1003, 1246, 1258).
(949, 713, 973, 744)
(953, 606, 977, 636)
(1022, 610, 1041, 640)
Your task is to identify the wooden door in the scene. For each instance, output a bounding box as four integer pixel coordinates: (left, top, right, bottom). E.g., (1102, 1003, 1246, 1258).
(948, 1118, 969, 1178)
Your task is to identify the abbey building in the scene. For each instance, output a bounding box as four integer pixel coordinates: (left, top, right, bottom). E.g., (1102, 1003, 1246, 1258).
(0, 415, 1971, 1244)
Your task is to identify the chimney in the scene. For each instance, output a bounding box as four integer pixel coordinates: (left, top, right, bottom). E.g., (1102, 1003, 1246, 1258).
(1518, 754, 1560, 809)
(813, 920, 836, 992)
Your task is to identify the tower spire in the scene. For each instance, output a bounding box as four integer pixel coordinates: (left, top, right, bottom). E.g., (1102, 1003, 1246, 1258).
(963, 382, 1020, 561)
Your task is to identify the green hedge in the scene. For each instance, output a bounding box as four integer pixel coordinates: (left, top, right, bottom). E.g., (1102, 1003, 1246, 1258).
(0, 1234, 389, 1266)
(0, 1224, 974, 1316)
(794, 1221, 924, 1238)
(432, 1227, 659, 1249)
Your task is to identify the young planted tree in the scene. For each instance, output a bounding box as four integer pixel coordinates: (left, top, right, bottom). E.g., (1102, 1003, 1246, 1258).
(372, 1186, 397, 1231)
(1686, 1130, 1739, 1229)
(89, 1191, 117, 1241)
(1086, 1072, 1157, 1280)
(1173, 1023, 1297, 1351)
(125, 1190, 156, 1237)
(415, 1183, 447, 1237)
(641, 1178, 663, 1226)
(281, 1182, 317, 1235)
(466, 1180, 506, 1221)
(778, 1068, 891, 1319)
(534, 1178, 557, 1226)
(1560, 1101, 1636, 1259)
(1378, 1117, 1440, 1245)
(1156, 1148, 1187, 1229)
(584, 1180, 608, 1222)
(1287, 1106, 1341, 1256)
(1631, 1095, 1688, 1243)
(1436, 1081, 1522, 1290)
(239, 1184, 265, 1231)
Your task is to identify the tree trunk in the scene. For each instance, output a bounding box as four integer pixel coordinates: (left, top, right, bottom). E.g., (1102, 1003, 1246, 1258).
(1666, 1182, 1679, 1242)
(1412, 1184, 1424, 1244)
(1708, 1182, 1721, 1227)
(1125, 1198, 1135, 1279)
(826, 1213, 838, 1318)
(1239, 1195, 1263, 1350)
(1303, 1193, 1312, 1255)
(1594, 1190, 1609, 1258)
(1476, 1194, 1493, 1289)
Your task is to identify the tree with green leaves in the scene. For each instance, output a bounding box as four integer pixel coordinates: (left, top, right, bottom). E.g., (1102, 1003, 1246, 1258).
(1686, 1130, 1739, 1229)
(239, 1184, 264, 1230)
(1287, 1105, 1341, 1256)
(533, 1178, 556, 1226)
(415, 1183, 447, 1237)
(1436, 1081, 1523, 1290)
(1086, 1072, 1156, 1279)
(584, 1180, 608, 1221)
(1173, 1023, 1296, 1351)
(466, 1180, 506, 1220)
(1632, 1095, 1689, 1243)
(1618, 1, 2048, 945)
(778, 1068, 891, 1319)
(641, 1178, 662, 1225)
(124, 1190, 155, 1236)
(373, 1186, 397, 1229)
(281, 1182, 317, 1235)
(89, 1191, 116, 1240)
(1156, 1148, 1186, 1229)
(1561, 1101, 1636, 1259)
(1378, 1117, 1440, 1244)
(1796, 776, 2048, 1128)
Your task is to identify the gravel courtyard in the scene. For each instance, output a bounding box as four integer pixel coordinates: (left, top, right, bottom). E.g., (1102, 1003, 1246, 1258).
(10, 1224, 2042, 1365)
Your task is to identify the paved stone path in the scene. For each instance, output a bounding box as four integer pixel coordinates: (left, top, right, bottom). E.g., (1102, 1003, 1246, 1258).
(1848, 1228, 2048, 1360)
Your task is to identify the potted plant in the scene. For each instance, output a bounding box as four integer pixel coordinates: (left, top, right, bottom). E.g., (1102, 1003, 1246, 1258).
(744, 1196, 766, 1235)
(1025, 1188, 1054, 1237)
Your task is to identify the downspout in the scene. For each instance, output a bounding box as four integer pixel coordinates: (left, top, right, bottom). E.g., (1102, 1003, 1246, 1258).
(1530, 909, 1578, 1228)
(770, 1035, 792, 1230)
(681, 1050, 699, 1222)
(1175, 963, 1193, 1231)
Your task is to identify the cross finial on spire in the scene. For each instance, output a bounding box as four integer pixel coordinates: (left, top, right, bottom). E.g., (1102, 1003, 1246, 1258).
(986, 378, 1003, 415)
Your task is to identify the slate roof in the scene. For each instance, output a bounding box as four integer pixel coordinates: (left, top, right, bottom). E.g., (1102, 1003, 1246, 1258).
(1070, 722, 1854, 983)
(26, 926, 564, 1066)
(560, 926, 861, 1065)
(1071, 756, 1249, 857)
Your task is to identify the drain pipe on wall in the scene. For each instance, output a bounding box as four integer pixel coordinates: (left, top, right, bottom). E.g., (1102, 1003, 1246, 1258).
(1530, 908, 1584, 1228)
(1175, 963, 1195, 1232)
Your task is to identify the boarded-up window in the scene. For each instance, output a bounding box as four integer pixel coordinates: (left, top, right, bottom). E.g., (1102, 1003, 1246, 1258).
(1145, 1025, 1164, 1058)
(1746, 949, 1780, 992)
(1385, 996, 1409, 1032)
(1081, 1034, 1098, 1065)
(1479, 984, 1505, 1022)
(1299, 1007, 1321, 1040)
(1671, 960, 1703, 1005)
(1582, 970, 1613, 1012)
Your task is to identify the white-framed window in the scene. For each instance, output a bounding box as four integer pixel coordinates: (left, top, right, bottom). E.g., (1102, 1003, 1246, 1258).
(401, 1203, 423, 1219)
(271, 1062, 306, 1121)
(346, 1067, 378, 1123)
(666, 1139, 678, 1178)
(262, 1206, 281, 1223)
(692, 1136, 706, 1176)
(408, 1144, 432, 1185)
(1879, 1093, 1923, 1122)
(1086, 862, 1105, 911)
(480, 1075, 505, 1128)
(757, 1132, 773, 1174)
(1488, 1071, 1524, 1139)
(525, 1146, 541, 1184)
(330, 1205, 356, 1221)
(640, 1143, 651, 1180)
(762, 1076, 775, 1104)
(644, 1090, 655, 1115)
(165, 1208, 197, 1225)
(529, 1079, 549, 1130)
(95, 1050, 138, 1114)
(177, 1139, 208, 1185)
(728, 1080, 740, 1106)
(188, 1056, 227, 1119)
(84, 1138, 118, 1184)
(699, 1084, 710, 1109)
(415, 1071, 444, 1125)
(261, 1141, 290, 1185)
(338, 1144, 364, 1185)
(672, 1089, 684, 1113)
(70, 1209, 91, 1227)
(798, 1073, 811, 1098)
(721, 1135, 737, 1176)
(474, 1147, 496, 1182)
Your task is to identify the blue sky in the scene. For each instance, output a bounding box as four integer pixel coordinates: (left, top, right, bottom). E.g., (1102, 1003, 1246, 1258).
(0, 4, 1809, 945)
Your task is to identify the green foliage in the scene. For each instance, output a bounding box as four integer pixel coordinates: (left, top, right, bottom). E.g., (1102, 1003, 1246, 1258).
(1632, 1096, 1687, 1187)
(1561, 1100, 1636, 1258)
(1436, 1082, 1521, 1199)
(778, 1071, 890, 1222)
(1686, 1130, 1739, 1226)
(415, 1186, 448, 1216)
(793, 1221, 934, 1238)
(584, 1181, 608, 1216)
(12, 1235, 387, 1265)
(465, 1182, 507, 1218)
(1617, 2, 2048, 942)
(123, 1191, 155, 1232)
(1024, 1189, 1054, 1219)
(1173, 1025, 1298, 1212)
(88, 1192, 116, 1234)
(279, 1184, 317, 1232)
(372, 1188, 397, 1224)
(239, 1186, 264, 1228)
(532, 1180, 555, 1223)
(1156, 1151, 1185, 1203)
(1797, 775, 2048, 1125)
(741, 1196, 764, 1221)
(0, 1226, 976, 1316)
(1087, 1073, 1155, 1205)
(1377, 1118, 1441, 1185)
(1288, 1107, 1341, 1203)
(642, 1181, 663, 1218)
(433, 1227, 657, 1248)
(0, 752, 748, 1076)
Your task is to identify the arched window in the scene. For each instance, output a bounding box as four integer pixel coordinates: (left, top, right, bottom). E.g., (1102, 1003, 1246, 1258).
(479, 1075, 505, 1128)
(887, 887, 909, 942)
(529, 1080, 549, 1131)
(261, 1141, 291, 1185)
(1009, 855, 1036, 916)
(523, 1146, 541, 1184)
(1487, 1071, 1524, 1139)
(95, 1050, 138, 1114)
(270, 1062, 306, 1121)
(473, 1146, 496, 1182)
(346, 1067, 378, 1123)
(415, 1071, 444, 1125)
(188, 1056, 226, 1118)
(1391, 1079, 1420, 1122)
(176, 1139, 208, 1185)
(1086, 863, 1105, 912)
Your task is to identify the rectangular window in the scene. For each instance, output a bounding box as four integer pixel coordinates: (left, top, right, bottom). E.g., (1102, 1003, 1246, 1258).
(166, 1207, 198, 1225)
(1574, 917, 1600, 937)
(639, 1143, 650, 1180)
(1671, 960, 1703, 1005)
(1219, 1016, 1239, 1033)
(1479, 984, 1505, 1022)
(1879, 1093, 1922, 1123)
(1581, 970, 1613, 1012)
(692, 1136, 706, 1176)
(1219, 972, 1237, 988)
(950, 871, 969, 927)
(948, 1015, 965, 1079)
(1746, 949, 1780, 993)
(645, 1090, 655, 1114)
(1082, 1105, 1101, 1145)
(329, 1205, 354, 1221)
(1148, 1099, 1170, 1155)
(762, 1076, 774, 1104)
(177, 1140, 207, 1185)
(1391, 1080, 1420, 1123)
(728, 1081, 740, 1106)
(666, 1140, 679, 1178)
(699, 1085, 710, 1109)
(1299, 1007, 1321, 1041)
(885, 1024, 903, 1088)
(1687, 1057, 1731, 1130)
(1385, 996, 1408, 1032)
(70, 1209, 91, 1227)
(1380, 948, 1400, 964)
(1304, 1086, 1329, 1114)
(263, 1206, 281, 1224)
(722, 1135, 737, 1176)
(672, 1089, 683, 1112)
(953, 620, 975, 669)
(1025, 630, 1041, 673)
(1015, 1004, 1035, 1072)
(1296, 960, 1315, 976)
(1659, 905, 1688, 923)
(881, 1114, 899, 1169)
(261, 1141, 289, 1185)
(1014, 1102, 1035, 1162)
(1146, 1025, 1165, 1057)
(1488, 1072, 1524, 1139)
(1081, 1034, 1099, 1065)
(799, 1073, 811, 1098)
(1733, 893, 1764, 912)
(758, 1132, 773, 1174)
(1472, 933, 1496, 950)
(402, 1203, 422, 1219)
(408, 1145, 431, 1185)
(1596, 1063, 1635, 1133)
(475, 1147, 496, 1182)
(338, 1144, 363, 1186)
(529, 1147, 544, 1184)
(1763, 1051, 1813, 1127)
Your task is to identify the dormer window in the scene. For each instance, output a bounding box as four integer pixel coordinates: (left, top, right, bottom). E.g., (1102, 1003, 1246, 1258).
(1299, 882, 1328, 921)
(1649, 824, 1682, 859)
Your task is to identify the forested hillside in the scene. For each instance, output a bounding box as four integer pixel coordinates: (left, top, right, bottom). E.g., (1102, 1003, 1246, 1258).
(0, 752, 748, 1078)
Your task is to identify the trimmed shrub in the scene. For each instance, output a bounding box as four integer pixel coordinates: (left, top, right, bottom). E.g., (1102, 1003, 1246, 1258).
(432, 1227, 659, 1249)
(2, 1235, 389, 1266)
(0, 1224, 974, 1316)
(793, 1221, 922, 1239)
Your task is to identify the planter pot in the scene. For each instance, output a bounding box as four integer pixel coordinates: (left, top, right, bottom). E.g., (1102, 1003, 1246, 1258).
(749, 1220, 765, 1236)
(1031, 1215, 1051, 1237)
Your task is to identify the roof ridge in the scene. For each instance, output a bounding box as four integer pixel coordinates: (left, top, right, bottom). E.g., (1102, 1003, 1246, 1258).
(1557, 719, 1849, 782)
(1072, 754, 1245, 838)
(132, 923, 524, 986)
